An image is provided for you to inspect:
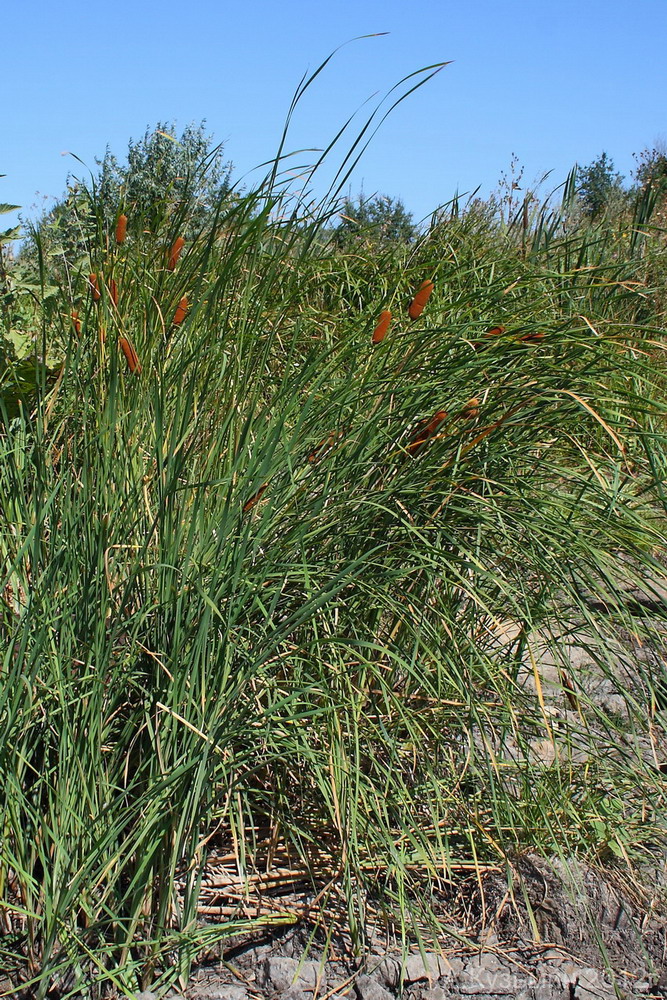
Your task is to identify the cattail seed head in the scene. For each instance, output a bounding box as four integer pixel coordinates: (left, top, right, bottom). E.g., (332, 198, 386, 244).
(108, 278, 118, 307)
(461, 397, 480, 419)
(173, 296, 189, 326)
(406, 409, 447, 456)
(243, 482, 268, 513)
(115, 213, 128, 244)
(71, 310, 81, 335)
(520, 331, 545, 343)
(89, 273, 101, 302)
(307, 430, 343, 464)
(372, 309, 392, 344)
(485, 325, 506, 337)
(167, 236, 185, 271)
(408, 279, 434, 320)
(118, 337, 141, 374)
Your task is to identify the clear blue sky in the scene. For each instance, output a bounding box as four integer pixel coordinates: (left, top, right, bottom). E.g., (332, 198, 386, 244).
(3, 0, 666, 230)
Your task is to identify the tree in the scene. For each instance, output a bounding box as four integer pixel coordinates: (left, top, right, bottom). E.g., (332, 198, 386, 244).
(576, 152, 626, 220)
(22, 122, 234, 271)
(633, 143, 667, 195)
(333, 192, 416, 247)
(95, 121, 234, 233)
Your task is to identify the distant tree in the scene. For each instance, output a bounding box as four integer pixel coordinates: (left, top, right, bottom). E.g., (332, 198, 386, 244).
(576, 152, 626, 220)
(96, 121, 234, 233)
(334, 192, 416, 247)
(632, 143, 667, 195)
(22, 122, 234, 271)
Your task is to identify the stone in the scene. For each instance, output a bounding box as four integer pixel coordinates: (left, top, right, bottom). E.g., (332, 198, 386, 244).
(134, 993, 158, 1000)
(402, 952, 451, 984)
(257, 956, 324, 993)
(362, 955, 400, 988)
(355, 974, 394, 1000)
(458, 955, 522, 995)
(533, 984, 568, 1000)
(569, 966, 615, 1000)
(421, 989, 449, 1000)
(203, 988, 248, 1000)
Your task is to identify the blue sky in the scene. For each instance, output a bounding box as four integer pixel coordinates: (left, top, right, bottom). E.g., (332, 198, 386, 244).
(3, 0, 666, 231)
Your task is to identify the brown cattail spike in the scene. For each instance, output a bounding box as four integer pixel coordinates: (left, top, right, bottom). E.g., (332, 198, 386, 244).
(71, 310, 81, 335)
(108, 278, 118, 307)
(461, 397, 480, 419)
(408, 280, 434, 320)
(115, 213, 128, 244)
(519, 331, 545, 343)
(167, 236, 185, 271)
(118, 337, 141, 374)
(307, 431, 343, 464)
(243, 483, 268, 513)
(173, 296, 189, 326)
(89, 273, 101, 302)
(485, 325, 506, 337)
(406, 410, 447, 456)
(372, 309, 392, 344)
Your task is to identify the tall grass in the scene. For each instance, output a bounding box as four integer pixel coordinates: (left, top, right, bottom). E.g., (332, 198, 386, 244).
(2, 65, 667, 997)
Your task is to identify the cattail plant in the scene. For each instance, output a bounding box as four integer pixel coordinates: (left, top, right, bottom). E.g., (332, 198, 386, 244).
(167, 236, 185, 271)
(173, 296, 189, 326)
(118, 337, 141, 374)
(461, 397, 480, 419)
(71, 310, 81, 335)
(408, 279, 434, 319)
(243, 482, 268, 512)
(89, 273, 101, 302)
(406, 409, 447, 455)
(108, 278, 118, 307)
(115, 213, 128, 244)
(372, 309, 392, 344)
(307, 430, 343, 464)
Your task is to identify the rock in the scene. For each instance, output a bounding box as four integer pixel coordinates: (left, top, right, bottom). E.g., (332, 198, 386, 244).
(402, 952, 451, 984)
(134, 993, 158, 1000)
(458, 954, 521, 995)
(568, 966, 615, 1000)
(362, 955, 400, 988)
(202, 988, 248, 1000)
(533, 984, 569, 1000)
(354, 974, 394, 1000)
(257, 956, 323, 993)
(421, 989, 449, 1000)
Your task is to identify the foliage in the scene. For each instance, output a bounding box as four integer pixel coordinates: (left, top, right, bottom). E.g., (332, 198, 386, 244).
(19, 122, 235, 279)
(2, 69, 667, 999)
(576, 151, 627, 220)
(333, 191, 416, 246)
(96, 120, 234, 233)
(633, 143, 667, 194)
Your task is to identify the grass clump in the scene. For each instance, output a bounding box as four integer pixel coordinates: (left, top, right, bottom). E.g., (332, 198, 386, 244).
(1, 65, 667, 998)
